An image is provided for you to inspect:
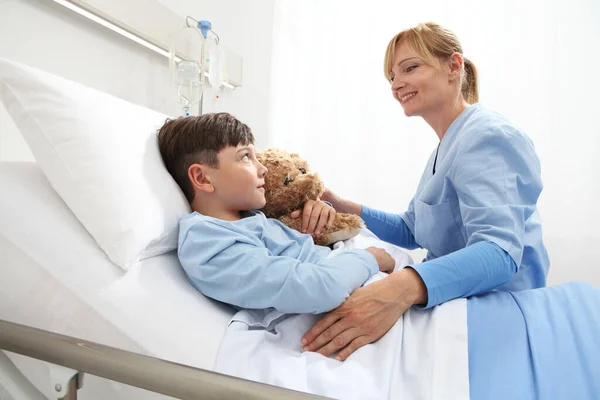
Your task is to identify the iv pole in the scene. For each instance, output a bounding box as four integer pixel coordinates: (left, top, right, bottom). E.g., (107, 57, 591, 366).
(185, 16, 220, 116)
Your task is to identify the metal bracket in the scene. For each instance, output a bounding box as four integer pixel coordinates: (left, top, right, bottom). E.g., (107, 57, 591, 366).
(47, 362, 84, 400)
(0, 351, 47, 400)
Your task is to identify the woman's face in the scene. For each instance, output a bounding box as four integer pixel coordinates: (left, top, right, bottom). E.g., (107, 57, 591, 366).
(389, 41, 454, 118)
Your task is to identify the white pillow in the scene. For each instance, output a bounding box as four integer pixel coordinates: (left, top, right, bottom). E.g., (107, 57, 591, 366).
(0, 58, 190, 270)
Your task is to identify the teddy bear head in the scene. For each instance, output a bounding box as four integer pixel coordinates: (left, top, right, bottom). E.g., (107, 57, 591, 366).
(257, 148, 324, 218)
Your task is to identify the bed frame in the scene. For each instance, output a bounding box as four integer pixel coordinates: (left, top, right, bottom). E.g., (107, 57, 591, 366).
(0, 319, 324, 399)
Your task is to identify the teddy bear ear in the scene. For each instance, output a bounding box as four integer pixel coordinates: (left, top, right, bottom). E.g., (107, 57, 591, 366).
(289, 152, 309, 167)
(256, 152, 280, 167)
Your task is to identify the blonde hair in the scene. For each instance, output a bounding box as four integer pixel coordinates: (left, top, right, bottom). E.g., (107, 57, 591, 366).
(384, 22, 479, 104)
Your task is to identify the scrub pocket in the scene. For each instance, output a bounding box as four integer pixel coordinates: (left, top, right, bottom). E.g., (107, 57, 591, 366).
(414, 198, 465, 258)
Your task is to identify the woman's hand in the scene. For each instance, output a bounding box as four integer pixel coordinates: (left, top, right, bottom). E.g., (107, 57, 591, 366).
(290, 199, 336, 235)
(301, 268, 428, 361)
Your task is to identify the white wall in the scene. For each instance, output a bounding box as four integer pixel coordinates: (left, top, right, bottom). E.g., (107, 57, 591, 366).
(0, 0, 173, 161)
(269, 0, 600, 286)
(0, 0, 275, 159)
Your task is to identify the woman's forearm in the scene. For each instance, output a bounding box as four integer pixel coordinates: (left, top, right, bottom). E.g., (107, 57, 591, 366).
(360, 206, 420, 250)
(411, 241, 517, 309)
(322, 189, 362, 215)
(335, 198, 362, 215)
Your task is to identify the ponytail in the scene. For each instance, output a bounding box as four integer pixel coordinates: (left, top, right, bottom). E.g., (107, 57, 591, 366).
(462, 58, 479, 104)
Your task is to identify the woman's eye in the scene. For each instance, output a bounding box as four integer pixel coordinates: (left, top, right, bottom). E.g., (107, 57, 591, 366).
(390, 76, 395, 82)
(284, 177, 293, 186)
(407, 65, 417, 73)
(299, 168, 306, 174)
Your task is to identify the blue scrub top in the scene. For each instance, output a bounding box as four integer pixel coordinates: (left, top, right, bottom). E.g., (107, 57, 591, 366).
(400, 103, 549, 291)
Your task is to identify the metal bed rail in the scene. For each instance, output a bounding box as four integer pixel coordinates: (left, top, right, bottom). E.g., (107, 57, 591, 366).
(0, 319, 329, 400)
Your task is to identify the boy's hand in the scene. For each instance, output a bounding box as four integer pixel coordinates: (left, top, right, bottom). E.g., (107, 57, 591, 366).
(365, 247, 395, 272)
(290, 199, 336, 236)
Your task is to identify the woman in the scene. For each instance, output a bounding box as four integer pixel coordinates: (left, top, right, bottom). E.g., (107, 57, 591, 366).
(298, 21, 549, 359)
(289, 22, 600, 399)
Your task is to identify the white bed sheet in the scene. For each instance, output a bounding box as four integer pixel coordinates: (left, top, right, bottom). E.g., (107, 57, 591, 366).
(0, 162, 235, 399)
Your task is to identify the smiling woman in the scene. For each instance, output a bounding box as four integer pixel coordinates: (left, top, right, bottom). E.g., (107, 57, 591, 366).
(302, 21, 550, 361)
(384, 23, 478, 133)
(384, 23, 479, 107)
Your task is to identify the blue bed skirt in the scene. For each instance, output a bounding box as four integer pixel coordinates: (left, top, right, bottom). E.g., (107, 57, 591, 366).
(468, 281, 600, 399)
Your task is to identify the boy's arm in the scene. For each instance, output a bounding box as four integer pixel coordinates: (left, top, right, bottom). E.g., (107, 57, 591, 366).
(179, 221, 379, 314)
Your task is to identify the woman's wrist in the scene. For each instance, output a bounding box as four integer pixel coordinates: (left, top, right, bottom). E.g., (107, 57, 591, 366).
(336, 198, 362, 216)
(322, 189, 362, 216)
(390, 267, 428, 307)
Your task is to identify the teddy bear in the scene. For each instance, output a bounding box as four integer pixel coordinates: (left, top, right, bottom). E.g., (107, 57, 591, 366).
(257, 148, 364, 246)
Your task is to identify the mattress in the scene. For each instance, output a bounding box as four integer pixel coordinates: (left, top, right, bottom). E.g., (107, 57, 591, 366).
(0, 162, 235, 399)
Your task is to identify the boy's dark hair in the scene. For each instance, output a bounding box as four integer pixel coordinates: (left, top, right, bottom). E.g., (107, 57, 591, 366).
(157, 112, 255, 203)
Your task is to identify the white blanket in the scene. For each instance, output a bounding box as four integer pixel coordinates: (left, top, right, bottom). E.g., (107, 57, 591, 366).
(214, 230, 469, 400)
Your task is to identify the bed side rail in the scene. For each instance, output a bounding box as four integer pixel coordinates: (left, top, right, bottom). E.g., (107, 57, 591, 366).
(0, 319, 328, 400)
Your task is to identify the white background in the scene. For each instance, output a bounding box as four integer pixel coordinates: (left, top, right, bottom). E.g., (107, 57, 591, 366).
(1, 0, 599, 286)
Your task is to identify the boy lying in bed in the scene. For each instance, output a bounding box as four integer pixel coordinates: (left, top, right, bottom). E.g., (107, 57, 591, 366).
(157, 112, 402, 314)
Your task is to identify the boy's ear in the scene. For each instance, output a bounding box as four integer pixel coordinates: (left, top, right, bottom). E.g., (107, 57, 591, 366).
(188, 163, 215, 194)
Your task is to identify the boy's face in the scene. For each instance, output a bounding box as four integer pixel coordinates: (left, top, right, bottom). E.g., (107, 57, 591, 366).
(209, 144, 268, 211)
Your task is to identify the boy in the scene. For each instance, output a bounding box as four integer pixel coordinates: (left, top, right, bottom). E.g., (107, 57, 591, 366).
(158, 112, 394, 314)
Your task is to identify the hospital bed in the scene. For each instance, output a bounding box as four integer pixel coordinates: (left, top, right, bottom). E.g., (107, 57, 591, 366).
(4, 153, 599, 400)
(0, 152, 465, 400)
(0, 29, 323, 396)
(0, 43, 456, 396)
(0, 48, 443, 397)
(0, 161, 237, 399)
